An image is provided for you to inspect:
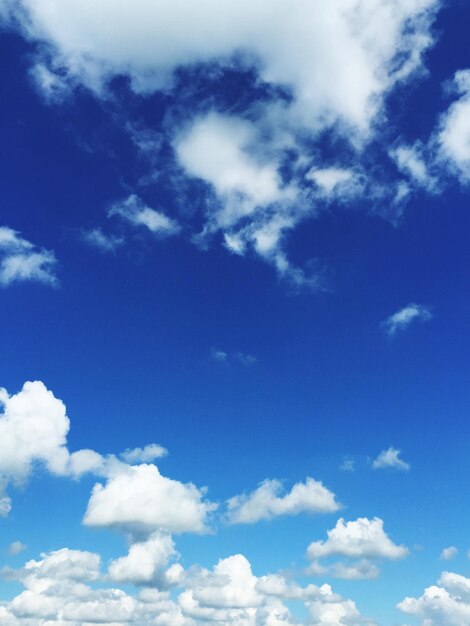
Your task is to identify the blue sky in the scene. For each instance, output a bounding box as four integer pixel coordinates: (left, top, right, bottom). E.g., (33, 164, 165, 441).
(0, 2, 470, 625)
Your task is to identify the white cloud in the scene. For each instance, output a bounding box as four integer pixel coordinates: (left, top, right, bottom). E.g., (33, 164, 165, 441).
(382, 303, 432, 336)
(438, 70, 470, 182)
(0, 226, 57, 287)
(398, 571, 470, 626)
(226, 477, 340, 524)
(2, 547, 375, 625)
(175, 113, 293, 230)
(0, 381, 71, 486)
(81, 227, 124, 253)
(108, 532, 177, 585)
(306, 168, 357, 194)
(21, 548, 101, 582)
(390, 143, 436, 190)
(83, 463, 217, 535)
(120, 444, 168, 464)
(109, 194, 180, 236)
(307, 516, 408, 559)
(441, 546, 458, 561)
(0, 0, 441, 287)
(8, 542, 27, 556)
(372, 446, 410, 471)
(3, 0, 437, 130)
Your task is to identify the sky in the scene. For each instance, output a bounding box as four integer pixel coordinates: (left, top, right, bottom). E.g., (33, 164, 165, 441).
(0, 1, 470, 625)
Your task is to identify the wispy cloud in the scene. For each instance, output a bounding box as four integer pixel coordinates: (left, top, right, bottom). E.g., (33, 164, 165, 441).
(81, 228, 124, 253)
(109, 194, 180, 237)
(382, 304, 432, 336)
(211, 348, 257, 366)
(0, 226, 57, 287)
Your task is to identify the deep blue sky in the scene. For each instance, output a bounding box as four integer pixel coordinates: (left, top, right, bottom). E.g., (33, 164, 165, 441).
(1, 2, 470, 626)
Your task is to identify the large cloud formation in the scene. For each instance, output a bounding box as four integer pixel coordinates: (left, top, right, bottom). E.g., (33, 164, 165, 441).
(0, 0, 444, 286)
(1, 547, 375, 625)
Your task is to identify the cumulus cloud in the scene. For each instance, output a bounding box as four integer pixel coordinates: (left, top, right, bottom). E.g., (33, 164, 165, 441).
(308, 517, 408, 560)
(0, 380, 209, 535)
(372, 446, 410, 471)
(307, 517, 408, 579)
(2, 547, 375, 625)
(109, 194, 180, 236)
(382, 304, 432, 336)
(0, 381, 71, 488)
(226, 477, 340, 524)
(398, 571, 470, 625)
(83, 463, 217, 536)
(0, 226, 57, 287)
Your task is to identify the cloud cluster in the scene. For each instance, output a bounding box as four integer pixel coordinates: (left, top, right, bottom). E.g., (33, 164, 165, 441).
(0, 227, 57, 287)
(0, 0, 443, 285)
(0, 381, 215, 537)
(0, 547, 375, 625)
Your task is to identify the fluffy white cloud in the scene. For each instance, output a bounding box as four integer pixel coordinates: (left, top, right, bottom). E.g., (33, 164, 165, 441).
(0, 380, 168, 515)
(441, 547, 458, 561)
(2, 547, 375, 625)
(372, 446, 410, 471)
(382, 304, 432, 335)
(3, 0, 437, 131)
(398, 571, 470, 625)
(110, 194, 180, 236)
(0, 226, 57, 287)
(438, 70, 470, 182)
(175, 113, 294, 229)
(226, 477, 340, 524)
(83, 463, 217, 535)
(308, 517, 408, 560)
(21, 548, 101, 583)
(108, 532, 177, 585)
(0, 381, 71, 485)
